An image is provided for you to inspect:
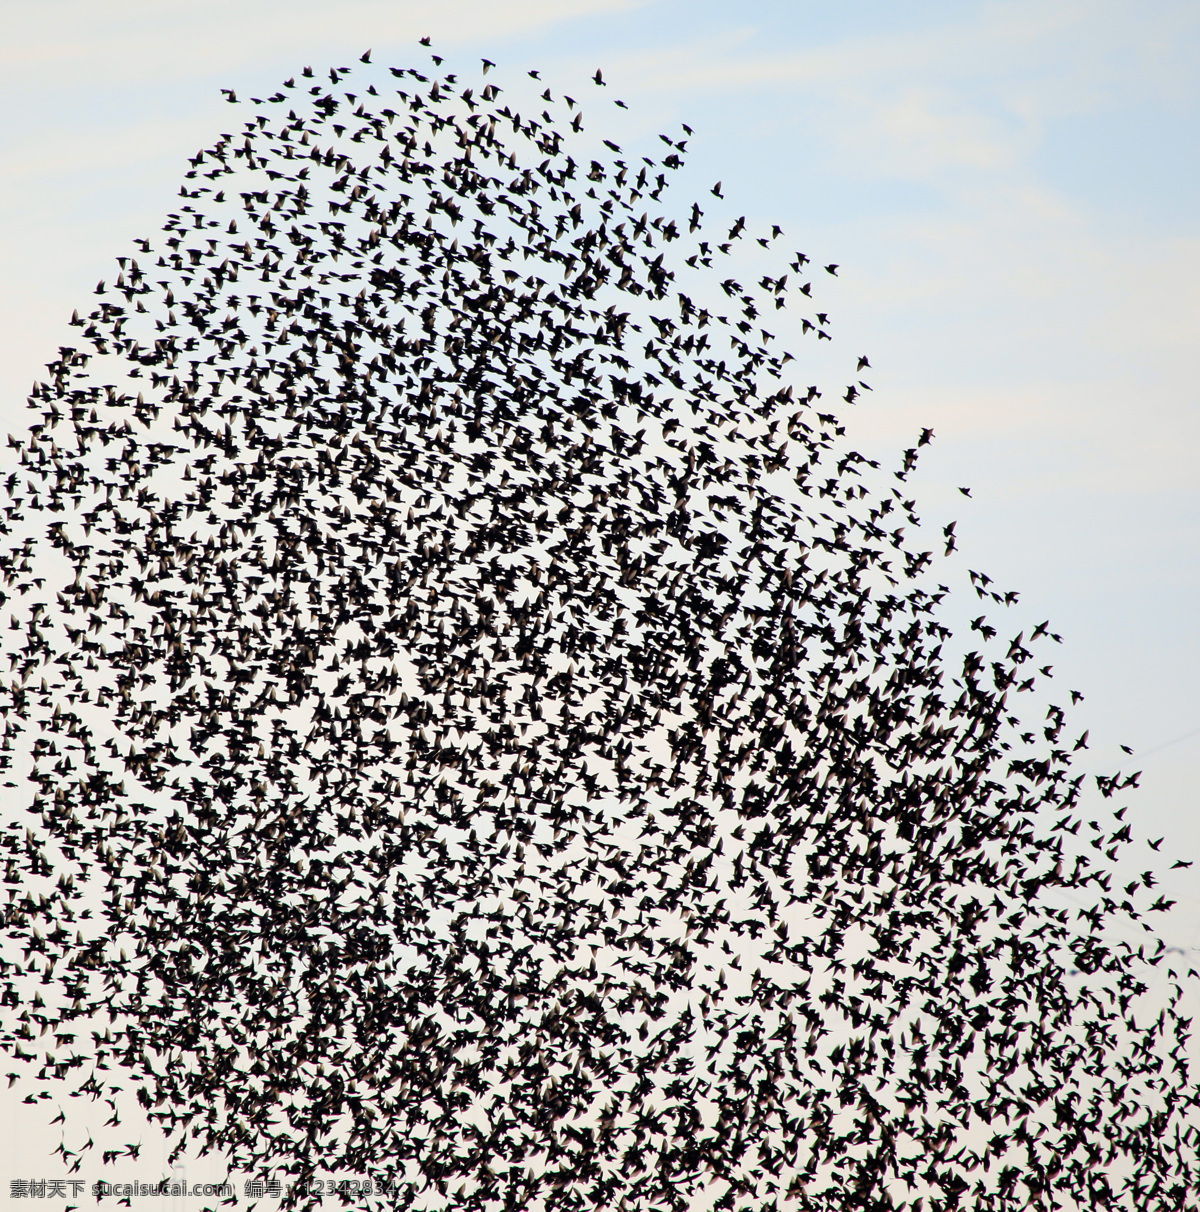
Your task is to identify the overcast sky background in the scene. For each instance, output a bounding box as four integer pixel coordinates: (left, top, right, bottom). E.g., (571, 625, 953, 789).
(2, 0, 1198, 1187)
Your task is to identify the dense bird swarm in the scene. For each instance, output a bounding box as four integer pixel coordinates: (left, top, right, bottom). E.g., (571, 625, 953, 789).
(0, 46, 1196, 1212)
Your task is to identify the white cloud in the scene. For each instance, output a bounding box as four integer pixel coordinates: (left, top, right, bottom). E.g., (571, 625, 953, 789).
(875, 88, 1013, 170)
(577, 0, 1199, 185)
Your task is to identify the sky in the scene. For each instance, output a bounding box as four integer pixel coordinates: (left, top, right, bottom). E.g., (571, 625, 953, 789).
(1, 0, 1198, 1190)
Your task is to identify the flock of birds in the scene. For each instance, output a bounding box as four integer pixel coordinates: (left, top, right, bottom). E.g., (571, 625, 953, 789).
(0, 41, 1196, 1212)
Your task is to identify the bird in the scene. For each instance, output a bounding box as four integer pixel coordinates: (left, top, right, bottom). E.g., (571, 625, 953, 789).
(0, 46, 1193, 1212)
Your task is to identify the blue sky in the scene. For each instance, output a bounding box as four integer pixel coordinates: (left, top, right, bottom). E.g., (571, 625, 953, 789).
(2, 0, 1199, 1184)
(1, 0, 1197, 884)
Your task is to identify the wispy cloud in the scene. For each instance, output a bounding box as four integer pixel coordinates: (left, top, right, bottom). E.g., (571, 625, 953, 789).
(580, 0, 1199, 184)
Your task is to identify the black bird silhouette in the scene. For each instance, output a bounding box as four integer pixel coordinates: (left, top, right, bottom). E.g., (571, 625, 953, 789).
(0, 47, 1194, 1212)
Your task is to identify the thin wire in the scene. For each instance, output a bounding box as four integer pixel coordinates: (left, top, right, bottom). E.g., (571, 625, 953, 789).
(1136, 726, 1200, 761)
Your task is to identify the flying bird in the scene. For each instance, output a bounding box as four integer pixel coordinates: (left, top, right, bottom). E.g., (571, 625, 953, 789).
(0, 47, 1192, 1212)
